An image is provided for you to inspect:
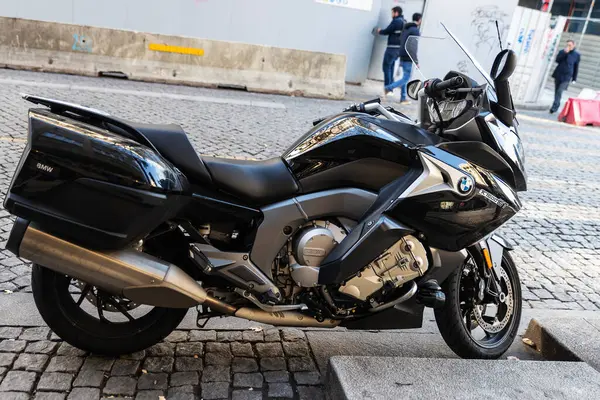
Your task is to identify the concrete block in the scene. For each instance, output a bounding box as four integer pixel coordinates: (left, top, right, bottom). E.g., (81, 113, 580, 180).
(326, 356, 600, 400)
(525, 316, 600, 371)
(0, 17, 346, 99)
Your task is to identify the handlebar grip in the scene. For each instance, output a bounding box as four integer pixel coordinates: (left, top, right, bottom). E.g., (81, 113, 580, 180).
(342, 98, 380, 113)
(431, 76, 465, 92)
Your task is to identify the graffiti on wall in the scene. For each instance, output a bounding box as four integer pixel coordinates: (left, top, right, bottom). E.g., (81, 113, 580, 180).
(471, 5, 509, 55)
(457, 60, 469, 74)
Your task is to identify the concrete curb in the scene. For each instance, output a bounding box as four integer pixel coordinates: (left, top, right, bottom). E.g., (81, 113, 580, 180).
(524, 318, 580, 362)
(515, 102, 552, 111)
(525, 316, 600, 371)
(325, 356, 600, 400)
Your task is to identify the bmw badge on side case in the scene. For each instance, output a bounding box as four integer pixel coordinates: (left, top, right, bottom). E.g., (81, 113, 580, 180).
(458, 176, 474, 194)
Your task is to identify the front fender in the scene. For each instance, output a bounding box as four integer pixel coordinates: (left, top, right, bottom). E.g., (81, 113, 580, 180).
(488, 234, 513, 273)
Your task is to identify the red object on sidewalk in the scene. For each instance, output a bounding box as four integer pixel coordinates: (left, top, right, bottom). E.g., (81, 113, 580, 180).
(558, 97, 600, 126)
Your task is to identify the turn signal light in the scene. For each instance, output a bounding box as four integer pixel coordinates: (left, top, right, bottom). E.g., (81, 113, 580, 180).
(482, 248, 493, 269)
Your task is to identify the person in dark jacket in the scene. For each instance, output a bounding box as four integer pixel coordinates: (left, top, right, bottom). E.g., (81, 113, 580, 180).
(377, 6, 405, 89)
(384, 13, 422, 104)
(550, 39, 580, 114)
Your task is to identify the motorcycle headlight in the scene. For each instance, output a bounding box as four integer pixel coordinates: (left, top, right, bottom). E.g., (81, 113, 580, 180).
(427, 99, 468, 122)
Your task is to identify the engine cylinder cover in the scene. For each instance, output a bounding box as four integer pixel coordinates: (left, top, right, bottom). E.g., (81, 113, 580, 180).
(293, 222, 345, 267)
(339, 235, 429, 301)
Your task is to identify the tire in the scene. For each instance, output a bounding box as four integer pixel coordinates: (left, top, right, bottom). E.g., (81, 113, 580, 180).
(32, 264, 188, 356)
(434, 251, 522, 359)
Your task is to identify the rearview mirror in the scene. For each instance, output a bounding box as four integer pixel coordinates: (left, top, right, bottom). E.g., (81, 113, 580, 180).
(407, 80, 422, 100)
(491, 50, 517, 82)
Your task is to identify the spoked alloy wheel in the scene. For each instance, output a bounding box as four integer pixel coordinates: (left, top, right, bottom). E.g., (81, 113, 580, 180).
(71, 280, 145, 323)
(32, 264, 187, 355)
(435, 251, 522, 359)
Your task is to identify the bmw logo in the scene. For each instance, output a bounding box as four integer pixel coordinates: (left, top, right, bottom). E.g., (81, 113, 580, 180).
(458, 176, 474, 194)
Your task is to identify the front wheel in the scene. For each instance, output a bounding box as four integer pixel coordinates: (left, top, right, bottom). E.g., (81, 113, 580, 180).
(435, 250, 522, 359)
(32, 264, 188, 356)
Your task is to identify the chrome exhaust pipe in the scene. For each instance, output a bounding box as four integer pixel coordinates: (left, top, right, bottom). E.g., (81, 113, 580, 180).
(16, 224, 340, 327)
(18, 225, 234, 310)
(235, 308, 340, 328)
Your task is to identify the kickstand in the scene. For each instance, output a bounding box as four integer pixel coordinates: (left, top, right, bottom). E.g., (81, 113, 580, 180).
(196, 304, 217, 328)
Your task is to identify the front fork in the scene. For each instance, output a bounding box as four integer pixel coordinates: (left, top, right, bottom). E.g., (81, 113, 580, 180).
(471, 235, 513, 303)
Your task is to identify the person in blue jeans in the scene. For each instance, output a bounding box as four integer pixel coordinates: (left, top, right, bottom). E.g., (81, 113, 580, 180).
(384, 13, 422, 104)
(550, 39, 580, 114)
(377, 6, 405, 88)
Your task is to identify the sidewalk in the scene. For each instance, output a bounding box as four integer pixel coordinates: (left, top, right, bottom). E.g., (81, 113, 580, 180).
(0, 69, 599, 399)
(1, 290, 599, 399)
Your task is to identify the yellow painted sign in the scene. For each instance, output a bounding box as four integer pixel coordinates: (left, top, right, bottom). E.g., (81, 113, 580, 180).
(148, 43, 204, 56)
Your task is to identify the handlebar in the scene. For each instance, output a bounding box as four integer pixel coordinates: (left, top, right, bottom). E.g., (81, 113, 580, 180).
(342, 98, 381, 113)
(425, 76, 464, 96)
(313, 97, 415, 127)
(313, 75, 469, 129)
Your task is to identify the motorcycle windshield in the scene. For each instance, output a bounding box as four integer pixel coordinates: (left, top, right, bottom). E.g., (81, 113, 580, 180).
(406, 23, 496, 95)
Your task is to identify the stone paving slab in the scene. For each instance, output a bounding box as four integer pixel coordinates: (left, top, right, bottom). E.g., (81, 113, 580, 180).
(0, 327, 326, 400)
(0, 299, 575, 400)
(326, 357, 600, 400)
(525, 316, 600, 371)
(0, 305, 593, 399)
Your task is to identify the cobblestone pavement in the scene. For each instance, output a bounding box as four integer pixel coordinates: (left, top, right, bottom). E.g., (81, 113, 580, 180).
(0, 68, 599, 313)
(0, 325, 324, 400)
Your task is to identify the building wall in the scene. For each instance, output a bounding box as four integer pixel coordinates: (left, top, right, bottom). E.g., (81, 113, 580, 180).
(366, 0, 519, 84)
(420, 0, 519, 75)
(0, 0, 383, 83)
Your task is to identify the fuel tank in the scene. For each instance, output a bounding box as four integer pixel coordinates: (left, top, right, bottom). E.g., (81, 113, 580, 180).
(283, 113, 443, 194)
(4, 108, 189, 249)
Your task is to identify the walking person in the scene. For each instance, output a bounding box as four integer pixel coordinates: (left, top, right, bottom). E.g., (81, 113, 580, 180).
(377, 6, 405, 91)
(384, 13, 422, 104)
(550, 39, 580, 114)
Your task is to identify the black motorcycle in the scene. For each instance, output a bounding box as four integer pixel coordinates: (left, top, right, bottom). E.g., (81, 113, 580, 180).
(3, 27, 526, 359)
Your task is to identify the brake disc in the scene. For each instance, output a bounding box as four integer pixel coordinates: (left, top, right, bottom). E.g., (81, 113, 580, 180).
(472, 267, 514, 334)
(73, 280, 140, 312)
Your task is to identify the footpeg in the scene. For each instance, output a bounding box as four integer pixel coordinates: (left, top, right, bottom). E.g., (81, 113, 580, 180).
(416, 280, 446, 309)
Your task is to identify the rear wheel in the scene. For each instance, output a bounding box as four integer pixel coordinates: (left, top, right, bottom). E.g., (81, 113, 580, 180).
(435, 250, 521, 359)
(32, 264, 187, 356)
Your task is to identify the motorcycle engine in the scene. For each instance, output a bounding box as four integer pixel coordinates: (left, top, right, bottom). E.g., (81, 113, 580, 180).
(274, 221, 429, 306)
(339, 235, 429, 301)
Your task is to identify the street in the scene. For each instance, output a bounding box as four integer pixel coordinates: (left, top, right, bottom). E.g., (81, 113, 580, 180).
(1, 69, 599, 310)
(0, 69, 599, 399)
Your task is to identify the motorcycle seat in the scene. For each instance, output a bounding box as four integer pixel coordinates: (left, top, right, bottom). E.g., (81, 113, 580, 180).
(129, 121, 298, 205)
(128, 122, 214, 185)
(202, 156, 299, 205)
